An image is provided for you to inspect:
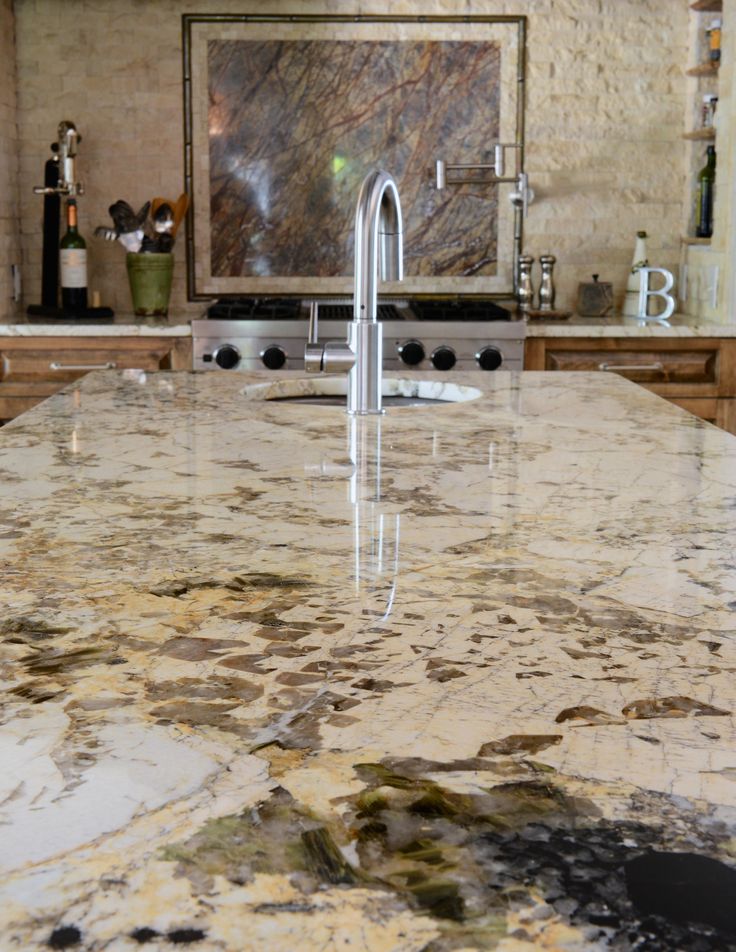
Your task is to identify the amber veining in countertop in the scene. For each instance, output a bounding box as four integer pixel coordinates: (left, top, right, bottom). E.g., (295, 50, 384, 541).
(1, 369, 736, 950)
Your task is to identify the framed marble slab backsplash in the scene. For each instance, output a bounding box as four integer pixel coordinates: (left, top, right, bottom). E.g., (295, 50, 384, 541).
(183, 15, 526, 300)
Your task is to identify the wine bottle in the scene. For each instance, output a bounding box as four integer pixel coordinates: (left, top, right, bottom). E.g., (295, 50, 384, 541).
(60, 197, 88, 312)
(695, 146, 716, 239)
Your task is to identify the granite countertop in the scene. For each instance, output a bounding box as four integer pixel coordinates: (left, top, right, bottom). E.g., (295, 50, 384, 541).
(1, 311, 736, 342)
(0, 317, 191, 336)
(526, 314, 736, 338)
(1, 369, 736, 950)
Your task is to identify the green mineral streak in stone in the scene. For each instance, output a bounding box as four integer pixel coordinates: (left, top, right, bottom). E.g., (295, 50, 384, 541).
(407, 787, 465, 819)
(355, 789, 391, 816)
(397, 839, 447, 866)
(355, 819, 388, 840)
(406, 879, 464, 920)
(300, 827, 358, 884)
(160, 798, 311, 880)
(353, 763, 418, 789)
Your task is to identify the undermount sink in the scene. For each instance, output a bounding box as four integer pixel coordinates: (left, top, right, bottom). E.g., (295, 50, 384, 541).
(241, 376, 483, 407)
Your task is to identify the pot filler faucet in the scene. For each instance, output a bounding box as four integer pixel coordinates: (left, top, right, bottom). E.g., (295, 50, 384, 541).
(305, 169, 403, 415)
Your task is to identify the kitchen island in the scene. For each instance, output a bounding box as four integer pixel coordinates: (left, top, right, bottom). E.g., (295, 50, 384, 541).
(1, 369, 735, 951)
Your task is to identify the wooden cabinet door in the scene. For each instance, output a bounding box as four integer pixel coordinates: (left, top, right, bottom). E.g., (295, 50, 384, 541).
(524, 337, 736, 433)
(0, 336, 192, 421)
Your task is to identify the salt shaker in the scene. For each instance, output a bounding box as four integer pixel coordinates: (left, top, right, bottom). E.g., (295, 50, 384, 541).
(517, 255, 534, 314)
(538, 254, 556, 311)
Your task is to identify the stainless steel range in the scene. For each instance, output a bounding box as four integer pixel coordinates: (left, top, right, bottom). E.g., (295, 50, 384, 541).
(191, 298, 525, 374)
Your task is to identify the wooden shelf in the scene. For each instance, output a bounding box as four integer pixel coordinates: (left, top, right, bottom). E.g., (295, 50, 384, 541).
(686, 61, 719, 76)
(691, 0, 722, 10)
(683, 127, 717, 140)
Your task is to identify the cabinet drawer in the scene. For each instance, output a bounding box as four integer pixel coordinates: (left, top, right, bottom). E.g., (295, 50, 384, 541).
(543, 346, 718, 384)
(0, 336, 192, 420)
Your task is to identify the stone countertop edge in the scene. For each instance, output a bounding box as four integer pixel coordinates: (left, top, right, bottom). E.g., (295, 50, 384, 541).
(526, 316, 736, 337)
(0, 321, 191, 336)
(1, 369, 736, 947)
(1, 315, 736, 339)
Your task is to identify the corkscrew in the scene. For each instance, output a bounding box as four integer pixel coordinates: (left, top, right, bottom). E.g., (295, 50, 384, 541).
(33, 121, 84, 197)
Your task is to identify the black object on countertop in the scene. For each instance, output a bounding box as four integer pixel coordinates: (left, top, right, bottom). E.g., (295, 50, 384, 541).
(26, 304, 115, 324)
(207, 298, 303, 321)
(408, 299, 512, 322)
(205, 297, 513, 322)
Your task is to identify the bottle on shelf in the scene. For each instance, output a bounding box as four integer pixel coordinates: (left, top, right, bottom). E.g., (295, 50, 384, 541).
(701, 93, 718, 129)
(622, 231, 649, 317)
(695, 145, 716, 239)
(60, 197, 88, 312)
(707, 18, 721, 63)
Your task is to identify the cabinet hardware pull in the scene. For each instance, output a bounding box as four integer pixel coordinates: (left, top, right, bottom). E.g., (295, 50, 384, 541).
(598, 361, 664, 372)
(49, 361, 117, 371)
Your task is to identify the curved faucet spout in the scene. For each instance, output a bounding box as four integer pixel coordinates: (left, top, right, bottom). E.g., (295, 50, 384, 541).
(349, 170, 403, 415)
(354, 170, 404, 324)
(303, 169, 403, 416)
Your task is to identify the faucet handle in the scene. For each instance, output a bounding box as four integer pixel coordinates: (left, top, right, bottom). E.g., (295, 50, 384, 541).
(307, 301, 319, 344)
(304, 301, 323, 373)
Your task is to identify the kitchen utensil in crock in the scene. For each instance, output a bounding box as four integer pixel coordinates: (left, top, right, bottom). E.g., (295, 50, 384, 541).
(171, 193, 190, 238)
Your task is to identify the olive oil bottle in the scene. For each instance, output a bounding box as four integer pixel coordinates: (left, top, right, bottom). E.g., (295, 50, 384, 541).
(695, 146, 716, 239)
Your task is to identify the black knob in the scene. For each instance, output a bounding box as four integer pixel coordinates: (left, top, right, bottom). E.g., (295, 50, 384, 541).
(431, 345, 456, 371)
(261, 345, 287, 370)
(398, 339, 425, 366)
(213, 344, 241, 369)
(476, 346, 503, 371)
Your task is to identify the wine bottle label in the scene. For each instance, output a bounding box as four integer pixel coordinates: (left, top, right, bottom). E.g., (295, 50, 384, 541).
(60, 249, 87, 288)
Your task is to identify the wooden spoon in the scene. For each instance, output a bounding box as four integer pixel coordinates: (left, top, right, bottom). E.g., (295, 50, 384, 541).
(171, 193, 190, 238)
(151, 197, 174, 220)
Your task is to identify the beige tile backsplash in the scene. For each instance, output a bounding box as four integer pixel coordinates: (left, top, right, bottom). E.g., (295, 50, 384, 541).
(2, 0, 688, 320)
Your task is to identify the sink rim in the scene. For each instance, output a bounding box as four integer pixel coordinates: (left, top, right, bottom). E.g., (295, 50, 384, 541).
(240, 375, 483, 407)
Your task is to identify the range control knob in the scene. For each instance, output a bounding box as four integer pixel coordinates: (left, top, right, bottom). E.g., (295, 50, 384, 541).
(261, 345, 287, 370)
(476, 346, 503, 371)
(431, 345, 456, 371)
(398, 339, 425, 366)
(213, 344, 241, 369)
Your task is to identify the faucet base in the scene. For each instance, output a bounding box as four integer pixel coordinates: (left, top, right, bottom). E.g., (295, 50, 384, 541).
(347, 321, 383, 415)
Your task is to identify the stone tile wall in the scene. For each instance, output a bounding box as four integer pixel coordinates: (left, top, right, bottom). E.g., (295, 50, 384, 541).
(13, 0, 688, 319)
(0, 0, 20, 322)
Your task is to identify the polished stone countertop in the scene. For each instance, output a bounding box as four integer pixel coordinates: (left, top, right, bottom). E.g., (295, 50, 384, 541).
(526, 314, 736, 338)
(0, 317, 190, 336)
(1, 312, 736, 342)
(1, 369, 736, 951)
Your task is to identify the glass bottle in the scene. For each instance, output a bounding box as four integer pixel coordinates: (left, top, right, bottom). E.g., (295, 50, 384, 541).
(60, 197, 88, 312)
(622, 231, 649, 317)
(695, 146, 716, 239)
(707, 18, 721, 63)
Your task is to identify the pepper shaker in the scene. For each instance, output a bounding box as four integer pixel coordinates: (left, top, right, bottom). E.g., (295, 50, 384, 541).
(517, 255, 534, 314)
(538, 254, 556, 312)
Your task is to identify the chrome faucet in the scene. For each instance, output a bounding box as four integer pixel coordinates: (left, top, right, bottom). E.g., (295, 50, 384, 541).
(305, 169, 403, 415)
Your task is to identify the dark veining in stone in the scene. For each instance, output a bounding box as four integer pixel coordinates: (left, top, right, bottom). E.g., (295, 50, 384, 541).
(161, 759, 736, 950)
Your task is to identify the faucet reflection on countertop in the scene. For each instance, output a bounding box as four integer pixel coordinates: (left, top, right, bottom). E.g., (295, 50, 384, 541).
(305, 414, 400, 618)
(305, 169, 403, 415)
